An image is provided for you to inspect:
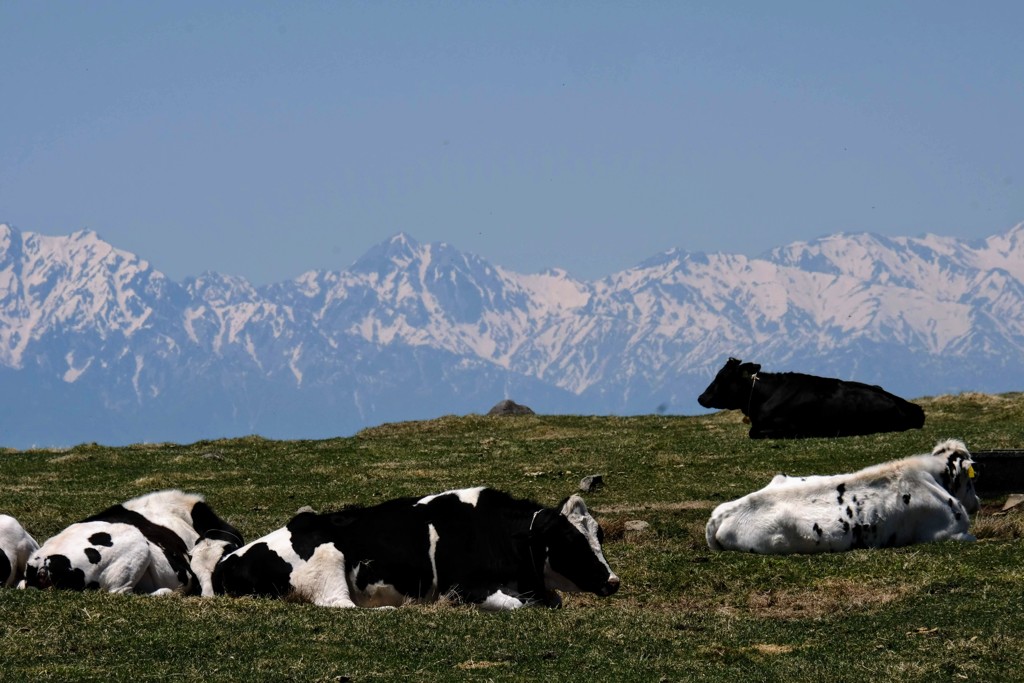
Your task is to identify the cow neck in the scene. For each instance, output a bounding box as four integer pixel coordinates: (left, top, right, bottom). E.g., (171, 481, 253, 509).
(201, 528, 244, 546)
(526, 509, 548, 588)
(746, 372, 761, 416)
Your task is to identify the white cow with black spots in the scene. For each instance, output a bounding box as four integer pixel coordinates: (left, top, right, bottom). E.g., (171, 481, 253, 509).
(195, 486, 620, 610)
(23, 490, 241, 595)
(706, 439, 980, 554)
(1, 515, 38, 588)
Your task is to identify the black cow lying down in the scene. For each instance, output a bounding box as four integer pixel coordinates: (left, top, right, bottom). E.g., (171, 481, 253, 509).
(193, 486, 620, 610)
(698, 357, 925, 439)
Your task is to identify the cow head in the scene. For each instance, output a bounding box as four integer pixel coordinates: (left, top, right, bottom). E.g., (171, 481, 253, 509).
(698, 357, 762, 409)
(190, 528, 245, 598)
(932, 439, 980, 514)
(24, 553, 86, 591)
(536, 495, 620, 598)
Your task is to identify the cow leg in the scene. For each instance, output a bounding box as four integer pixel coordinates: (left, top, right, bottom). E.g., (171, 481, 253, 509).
(190, 538, 234, 597)
(133, 546, 185, 595)
(748, 413, 798, 439)
(97, 546, 154, 593)
(1, 550, 12, 588)
(289, 543, 356, 608)
(747, 420, 774, 439)
(477, 589, 529, 611)
(915, 519, 977, 544)
(908, 485, 978, 545)
(751, 427, 796, 439)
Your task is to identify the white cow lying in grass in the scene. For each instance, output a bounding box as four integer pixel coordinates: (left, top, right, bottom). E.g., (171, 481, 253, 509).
(23, 490, 241, 595)
(1, 515, 38, 587)
(706, 439, 980, 554)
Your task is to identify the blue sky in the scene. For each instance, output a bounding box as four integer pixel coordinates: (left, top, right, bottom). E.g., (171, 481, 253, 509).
(2, 1, 1022, 284)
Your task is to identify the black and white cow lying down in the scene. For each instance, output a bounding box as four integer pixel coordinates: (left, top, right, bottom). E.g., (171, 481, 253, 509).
(697, 357, 925, 438)
(23, 489, 241, 595)
(1, 515, 38, 588)
(706, 439, 980, 554)
(194, 487, 620, 610)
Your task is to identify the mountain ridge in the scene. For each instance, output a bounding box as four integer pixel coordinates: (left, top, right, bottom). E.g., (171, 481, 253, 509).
(2, 221, 1023, 448)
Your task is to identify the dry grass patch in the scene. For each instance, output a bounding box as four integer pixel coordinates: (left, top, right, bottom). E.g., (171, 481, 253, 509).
(2, 476, 59, 491)
(308, 464, 347, 477)
(744, 577, 916, 620)
(456, 660, 511, 671)
(596, 500, 716, 514)
(522, 425, 592, 442)
(50, 452, 93, 464)
(370, 460, 416, 471)
(973, 505, 1024, 540)
(747, 643, 797, 655)
(928, 391, 1009, 406)
(921, 392, 1013, 417)
(921, 392, 1024, 426)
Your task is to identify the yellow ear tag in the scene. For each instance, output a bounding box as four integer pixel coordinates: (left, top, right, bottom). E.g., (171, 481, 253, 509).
(967, 465, 976, 479)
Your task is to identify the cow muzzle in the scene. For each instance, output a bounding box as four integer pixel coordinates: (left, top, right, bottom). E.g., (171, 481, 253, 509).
(598, 574, 621, 597)
(31, 566, 51, 589)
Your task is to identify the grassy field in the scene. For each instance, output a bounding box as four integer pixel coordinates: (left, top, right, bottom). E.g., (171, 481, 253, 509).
(2, 392, 1024, 682)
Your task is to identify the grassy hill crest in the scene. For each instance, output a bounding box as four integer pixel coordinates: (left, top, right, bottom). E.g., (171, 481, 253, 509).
(2, 392, 1023, 681)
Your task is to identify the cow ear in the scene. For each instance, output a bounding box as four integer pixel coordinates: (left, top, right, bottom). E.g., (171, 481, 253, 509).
(742, 363, 761, 377)
(932, 439, 968, 457)
(560, 494, 588, 518)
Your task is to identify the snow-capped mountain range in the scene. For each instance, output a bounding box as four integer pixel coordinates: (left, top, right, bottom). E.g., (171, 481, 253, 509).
(3, 221, 1024, 448)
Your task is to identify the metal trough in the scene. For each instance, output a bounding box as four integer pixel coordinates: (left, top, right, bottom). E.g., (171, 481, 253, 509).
(971, 450, 1024, 496)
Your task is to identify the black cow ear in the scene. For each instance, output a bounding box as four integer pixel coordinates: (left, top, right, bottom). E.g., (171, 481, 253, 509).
(742, 363, 761, 377)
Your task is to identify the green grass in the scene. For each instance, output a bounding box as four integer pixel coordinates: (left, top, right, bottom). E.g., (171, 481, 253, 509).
(2, 392, 1024, 681)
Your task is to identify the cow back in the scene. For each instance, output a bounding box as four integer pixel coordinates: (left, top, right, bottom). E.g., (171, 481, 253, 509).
(747, 372, 925, 438)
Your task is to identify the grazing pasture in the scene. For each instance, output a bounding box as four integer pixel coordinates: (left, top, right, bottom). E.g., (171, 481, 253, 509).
(2, 392, 1024, 681)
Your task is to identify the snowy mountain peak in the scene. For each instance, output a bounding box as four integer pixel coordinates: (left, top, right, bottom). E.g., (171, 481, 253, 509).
(977, 222, 1024, 280)
(351, 232, 423, 274)
(69, 227, 101, 241)
(3, 219, 1024, 448)
(635, 247, 687, 271)
(187, 271, 260, 305)
(0, 222, 15, 244)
